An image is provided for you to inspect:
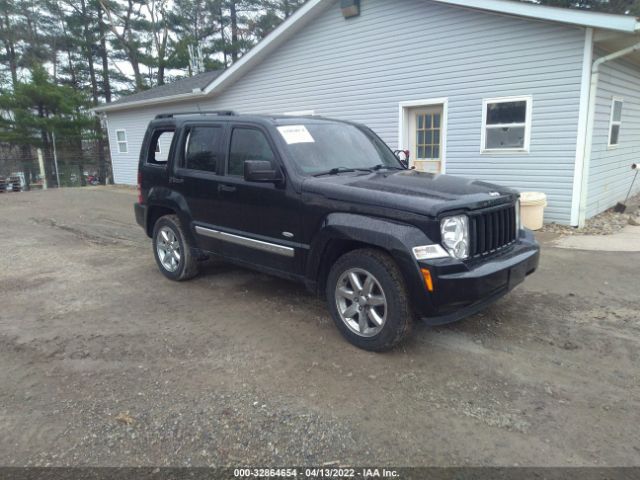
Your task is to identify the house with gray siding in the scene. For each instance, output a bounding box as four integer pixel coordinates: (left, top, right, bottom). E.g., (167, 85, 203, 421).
(95, 0, 640, 227)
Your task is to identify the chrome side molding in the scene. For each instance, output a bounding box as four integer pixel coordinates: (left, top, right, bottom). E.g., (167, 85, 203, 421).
(195, 226, 295, 258)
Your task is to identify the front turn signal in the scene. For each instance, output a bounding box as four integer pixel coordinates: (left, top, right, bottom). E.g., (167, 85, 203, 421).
(420, 268, 434, 293)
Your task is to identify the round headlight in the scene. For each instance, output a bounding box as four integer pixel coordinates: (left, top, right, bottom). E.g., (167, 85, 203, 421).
(440, 215, 469, 259)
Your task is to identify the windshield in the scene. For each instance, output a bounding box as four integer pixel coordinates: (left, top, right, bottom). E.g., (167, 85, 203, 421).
(276, 123, 401, 175)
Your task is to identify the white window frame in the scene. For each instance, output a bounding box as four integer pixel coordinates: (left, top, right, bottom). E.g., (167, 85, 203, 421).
(115, 129, 128, 154)
(398, 98, 448, 173)
(608, 97, 623, 148)
(481, 95, 532, 154)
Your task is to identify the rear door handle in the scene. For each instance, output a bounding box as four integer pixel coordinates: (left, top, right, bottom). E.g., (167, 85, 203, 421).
(169, 176, 184, 184)
(218, 184, 237, 193)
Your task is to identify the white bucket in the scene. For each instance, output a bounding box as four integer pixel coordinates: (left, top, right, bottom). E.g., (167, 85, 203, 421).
(520, 192, 547, 231)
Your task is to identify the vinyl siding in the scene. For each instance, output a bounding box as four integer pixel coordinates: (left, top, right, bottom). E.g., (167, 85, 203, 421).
(106, 0, 585, 223)
(106, 120, 141, 185)
(586, 52, 640, 218)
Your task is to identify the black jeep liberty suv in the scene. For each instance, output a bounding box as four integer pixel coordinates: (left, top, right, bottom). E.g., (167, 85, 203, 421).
(135, 111, 540, 351)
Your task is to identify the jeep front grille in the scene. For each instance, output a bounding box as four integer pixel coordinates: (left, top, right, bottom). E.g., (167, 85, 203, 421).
(469, 205, 517, 258)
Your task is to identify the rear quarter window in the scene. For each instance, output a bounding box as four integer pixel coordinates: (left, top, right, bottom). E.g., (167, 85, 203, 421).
(147, 129, 175, 165)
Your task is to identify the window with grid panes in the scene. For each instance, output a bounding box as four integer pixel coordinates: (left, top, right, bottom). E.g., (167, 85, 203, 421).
(415, 112, 441, 159)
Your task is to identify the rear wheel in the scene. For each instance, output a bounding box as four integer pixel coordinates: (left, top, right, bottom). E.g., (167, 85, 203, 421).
(152, 215, 199, 281)
(326, 249, 412, 351)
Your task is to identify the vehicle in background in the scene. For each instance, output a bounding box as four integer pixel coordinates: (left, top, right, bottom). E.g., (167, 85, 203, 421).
(1, 174, 24, 192)
(85, 173, 101, 186)
(10, 172, 26, 190)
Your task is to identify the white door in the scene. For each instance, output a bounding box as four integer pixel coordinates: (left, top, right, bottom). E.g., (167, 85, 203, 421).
(408, 106, 444, 173)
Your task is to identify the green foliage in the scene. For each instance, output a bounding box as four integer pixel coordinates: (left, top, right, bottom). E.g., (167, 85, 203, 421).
(1, 0, 309, 96)
(0, 65, 93, 148)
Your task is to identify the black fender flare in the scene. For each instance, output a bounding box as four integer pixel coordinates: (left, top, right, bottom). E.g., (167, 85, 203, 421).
(306, 213, 436, 311)
(145, 187, 197, 245)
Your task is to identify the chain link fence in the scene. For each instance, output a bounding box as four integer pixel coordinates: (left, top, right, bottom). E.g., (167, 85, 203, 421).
(0, 139, 113, 192)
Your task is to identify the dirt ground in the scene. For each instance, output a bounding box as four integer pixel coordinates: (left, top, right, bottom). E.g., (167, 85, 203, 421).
(0, 186, 638, 467)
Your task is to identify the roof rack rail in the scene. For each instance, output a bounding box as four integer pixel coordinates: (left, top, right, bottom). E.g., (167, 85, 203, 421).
(155, 110, 236, 119)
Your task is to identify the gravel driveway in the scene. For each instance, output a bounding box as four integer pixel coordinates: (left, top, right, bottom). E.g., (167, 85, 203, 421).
(0, 187, 638, 467)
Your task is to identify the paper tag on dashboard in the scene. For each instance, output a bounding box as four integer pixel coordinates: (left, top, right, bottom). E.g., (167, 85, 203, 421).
(277, 125, 315, 144)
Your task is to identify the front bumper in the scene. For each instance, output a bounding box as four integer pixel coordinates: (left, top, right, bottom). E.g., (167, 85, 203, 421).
(414, 229, 540, 325)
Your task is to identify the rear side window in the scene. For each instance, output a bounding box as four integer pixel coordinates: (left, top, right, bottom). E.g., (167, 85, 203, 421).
(148, 129, 175, 165)
(184, 126, 222, 172)
(228, 128, 276, 176)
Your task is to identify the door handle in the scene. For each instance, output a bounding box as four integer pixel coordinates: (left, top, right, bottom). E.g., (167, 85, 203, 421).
(218, 184, 237, 193)
(169, 176, 184, 184)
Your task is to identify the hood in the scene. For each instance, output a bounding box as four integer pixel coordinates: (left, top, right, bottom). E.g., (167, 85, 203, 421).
(301, 170, 517, 217)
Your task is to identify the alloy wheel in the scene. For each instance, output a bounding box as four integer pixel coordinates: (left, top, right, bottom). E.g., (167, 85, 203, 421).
(335, 268, 387, 337)
(156, 226, 181, 273)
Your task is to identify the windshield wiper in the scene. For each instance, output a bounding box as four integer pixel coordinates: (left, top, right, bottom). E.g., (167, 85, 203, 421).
(371, 164, 404, 171)
(313, 167, 372, 177)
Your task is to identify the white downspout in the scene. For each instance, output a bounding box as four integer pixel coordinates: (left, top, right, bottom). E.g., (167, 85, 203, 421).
(578, 40, 640, 227)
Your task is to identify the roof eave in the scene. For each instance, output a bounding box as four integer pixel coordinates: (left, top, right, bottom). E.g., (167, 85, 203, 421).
(433, 0, 640, 33)
(93, 90, 206, 114)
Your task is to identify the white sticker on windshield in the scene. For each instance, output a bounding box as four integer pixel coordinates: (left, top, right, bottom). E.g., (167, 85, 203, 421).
(277, 125, 315, 144)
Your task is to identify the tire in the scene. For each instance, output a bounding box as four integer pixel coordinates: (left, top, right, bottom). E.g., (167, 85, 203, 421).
(326, 248, 412, 352)
(152, 214, 199, 281)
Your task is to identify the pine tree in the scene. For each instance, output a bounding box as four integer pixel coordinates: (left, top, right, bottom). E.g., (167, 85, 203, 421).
(0, 65, 94, 186)
(99, 0, 148, 91)
(171, 0, 225, 75)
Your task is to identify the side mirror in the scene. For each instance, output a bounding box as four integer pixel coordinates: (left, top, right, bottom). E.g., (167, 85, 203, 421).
(244, 160, 283, 183)
(394, 149, 410, 168)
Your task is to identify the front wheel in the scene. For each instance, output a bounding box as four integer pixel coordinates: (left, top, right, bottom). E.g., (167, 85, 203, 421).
(152, 214, 199, 281)
(326, 249, 413, 352)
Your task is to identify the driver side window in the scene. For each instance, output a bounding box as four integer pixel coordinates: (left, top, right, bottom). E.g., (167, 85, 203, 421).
(228, 128, 275, 177)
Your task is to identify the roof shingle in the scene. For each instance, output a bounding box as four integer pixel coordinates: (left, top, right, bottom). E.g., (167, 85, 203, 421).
(109, 70, 223, 107)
